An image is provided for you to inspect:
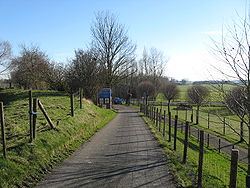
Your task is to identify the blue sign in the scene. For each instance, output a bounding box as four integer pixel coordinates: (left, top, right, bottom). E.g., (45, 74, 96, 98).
(98, 88, 111, 98)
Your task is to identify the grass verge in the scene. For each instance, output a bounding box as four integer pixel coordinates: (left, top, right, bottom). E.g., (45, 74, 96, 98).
(0, 89, 116, 187)
(141, 114, 247, 188)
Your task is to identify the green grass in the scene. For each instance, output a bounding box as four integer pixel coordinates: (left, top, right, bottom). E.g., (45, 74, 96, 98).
(157, 84, 234, 103)
(0, 89, 116, 187)
(166, 106, 248, 148)
(142, 114, 247, 188)
(154, 83, 248, 148)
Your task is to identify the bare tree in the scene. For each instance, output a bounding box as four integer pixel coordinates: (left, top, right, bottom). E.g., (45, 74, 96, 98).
(91, 11, 136, 88)
(10, 45, 50, 89)
(138, 47, 168, 91)
(137, 81, 155, 104)
(65, 49, 102, 101)
(187, 85, 210, 124)
(211, 15, 250, 185)
(46, 62, 67, 91)
(161, 81, 179, 114)
(0, 41, 11, 75)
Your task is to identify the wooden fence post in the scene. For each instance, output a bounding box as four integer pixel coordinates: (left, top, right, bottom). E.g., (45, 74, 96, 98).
(173, 115, 178, 150)
(229, 149, 239, 188)
(79, 88, 83, 109)
(163, 110, 166, 137)
(219, 139, 221, 153)
(29, 90, 33, 142)
(185, 109, 187, 121)
(191, 109, 193, 122)
(240, 122, 244, 142)
(168, 112, 172, 142)
(159, 109, 162, 132)
(0, 102, 7, 158)
(32, 98, 37, 139)
(183, 121, 189, 164)
(38, 100, 56, 129)
(207, 133, 210, 147)
(154, 107, 156, 125)
(156, 108, 159, 128)
(71, 93, 74, 117)
(197, 130, 204, 188)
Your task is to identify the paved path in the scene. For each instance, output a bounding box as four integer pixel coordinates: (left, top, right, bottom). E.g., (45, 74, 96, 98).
(36, 105, 176, 188)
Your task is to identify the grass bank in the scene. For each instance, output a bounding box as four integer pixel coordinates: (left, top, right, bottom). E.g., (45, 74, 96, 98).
(0, 89, 116, 187)
(141, 114, 247, 188)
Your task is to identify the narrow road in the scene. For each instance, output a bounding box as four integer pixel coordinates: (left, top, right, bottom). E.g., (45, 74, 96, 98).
(36, 105, 176, 188)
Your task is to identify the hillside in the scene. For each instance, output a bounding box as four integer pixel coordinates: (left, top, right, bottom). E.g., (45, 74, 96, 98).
(0, 89, 116, 187)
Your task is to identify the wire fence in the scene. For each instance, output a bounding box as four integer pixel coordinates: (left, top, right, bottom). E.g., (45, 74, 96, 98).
(130, 98, 249, 144)
(140, 103, 247, 188)
(0, 89, 84, 159)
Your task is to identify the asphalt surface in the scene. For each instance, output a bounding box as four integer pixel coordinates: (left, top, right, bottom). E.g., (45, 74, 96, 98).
(36, 105, 176, 188)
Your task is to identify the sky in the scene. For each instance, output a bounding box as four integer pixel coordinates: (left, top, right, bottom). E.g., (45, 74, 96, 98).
(0, 0, 248, 81)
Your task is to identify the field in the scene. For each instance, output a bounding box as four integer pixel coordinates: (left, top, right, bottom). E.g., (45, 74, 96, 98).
(154, 84, 249, 147)
(0, 89, 116, 187)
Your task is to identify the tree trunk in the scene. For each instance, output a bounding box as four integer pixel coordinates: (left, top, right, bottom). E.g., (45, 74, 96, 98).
(167, 100, 171, 114)
(247, 125, 250, 188)
(196, 105, 200, 125)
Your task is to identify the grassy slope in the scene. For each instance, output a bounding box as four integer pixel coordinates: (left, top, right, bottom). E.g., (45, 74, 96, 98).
(0, 89, 116, 187)
(142, 114, 247, 188)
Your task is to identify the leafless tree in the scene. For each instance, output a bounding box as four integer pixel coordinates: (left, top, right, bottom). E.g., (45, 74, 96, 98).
(137, 81, 155, 104)
(187, 85, 210, 124)
(224, 86, 247, 119)
(10, 45, 50, 89)
(91, 11, 136, 88)
(65, 49, 102, 101)
(211, 15, 250, 185)
(161, 81, 179, 114)
(138, 47, 168, 91)
(0, 41, 11, 75)
(46, 62, 67, 91)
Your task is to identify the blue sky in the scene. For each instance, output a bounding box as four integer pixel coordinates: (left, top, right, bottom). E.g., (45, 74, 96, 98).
(0, 0, 247, 80)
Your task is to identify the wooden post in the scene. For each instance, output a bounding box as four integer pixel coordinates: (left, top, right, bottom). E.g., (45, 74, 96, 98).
(0, 102, 7, 158)
(154, 107, 156, 124)
(156, 108, 159, 128)
(191, 108, 193, 122)
(183, 121, 189, 164)
(197, 130, 204, 188)
(159, 109, 162, 132)
(79, 88, 83, 109)
(207, 133, 210, 147)
(163, 110, 166, 137)
(168, 112, 172, 142)
(32, 98, 37, 139)
(229, 149, 239, 188)
(173, 115, 178, 150)
(219, 139, 221, 153)
(185, 109, 187, 121)
(29, 90, 33, 142)
(71, 93, 74, 117)
(38, 100, 56, 129)
(208, 113, 210, 129)
(240, 121, 244, 142)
